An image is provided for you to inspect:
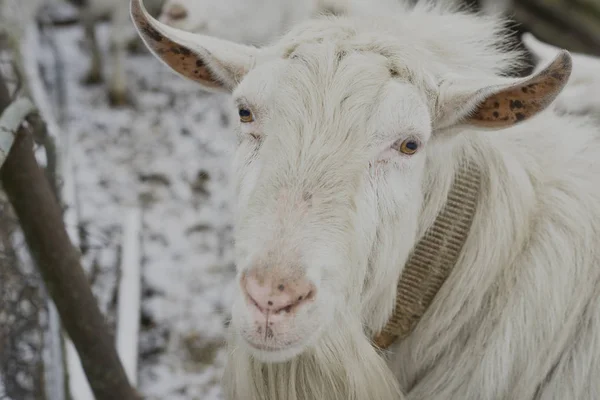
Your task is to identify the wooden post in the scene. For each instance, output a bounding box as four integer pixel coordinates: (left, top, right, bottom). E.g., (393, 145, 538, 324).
(0, 73, 140, 400)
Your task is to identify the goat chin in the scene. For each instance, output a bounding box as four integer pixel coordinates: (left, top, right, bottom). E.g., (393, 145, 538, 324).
(223, 317, 403, 400)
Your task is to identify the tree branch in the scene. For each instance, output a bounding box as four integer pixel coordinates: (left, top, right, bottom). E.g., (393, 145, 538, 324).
(0, 70, 140, 400)
(0, 97, 35, 163)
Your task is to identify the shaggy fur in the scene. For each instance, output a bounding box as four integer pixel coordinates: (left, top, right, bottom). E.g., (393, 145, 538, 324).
(158, 0, 316, 45)
(132, 0, 600, 399)
(156, 0, 403, 45)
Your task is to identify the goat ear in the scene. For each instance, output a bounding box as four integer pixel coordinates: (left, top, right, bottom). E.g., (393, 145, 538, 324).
(435, 50, 572, 131)
(521, 33, 563, 74)
(130, 0, 257, 92)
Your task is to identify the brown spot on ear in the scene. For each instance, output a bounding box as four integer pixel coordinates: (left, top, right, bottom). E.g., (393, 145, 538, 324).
(469, 51, 572, 128)
(130, 0, 221, 88)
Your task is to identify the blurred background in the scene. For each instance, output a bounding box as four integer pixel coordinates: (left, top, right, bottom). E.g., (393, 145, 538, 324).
(0, 0, 598, 399)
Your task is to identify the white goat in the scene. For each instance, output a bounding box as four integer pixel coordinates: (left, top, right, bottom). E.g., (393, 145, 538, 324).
(158, 0, 316, 45)
(132, 0, 600, 399)
(523, 32, 600, 119)
(156, 0, 382, 44)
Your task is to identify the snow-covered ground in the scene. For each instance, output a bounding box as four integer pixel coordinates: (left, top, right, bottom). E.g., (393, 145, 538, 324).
(44, 22, 238, 399)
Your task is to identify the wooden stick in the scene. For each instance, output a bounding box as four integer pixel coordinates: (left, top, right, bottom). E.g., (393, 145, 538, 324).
(0, 72, 140, 400)
(116, 207, 143, 386)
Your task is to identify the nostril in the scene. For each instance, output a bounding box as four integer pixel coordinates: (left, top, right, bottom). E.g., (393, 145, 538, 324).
(274, 289, 315, 314)
(243, 271, 316, 316)
(277, 304, 293, 314)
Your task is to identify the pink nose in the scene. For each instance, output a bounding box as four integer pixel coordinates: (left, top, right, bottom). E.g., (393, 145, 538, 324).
(243, 270, 315, 319)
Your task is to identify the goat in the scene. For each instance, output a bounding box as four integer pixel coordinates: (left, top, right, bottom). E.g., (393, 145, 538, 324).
(158, 0, 316, 46)
(131, 0, 600, 399)
(156, 0, 372, 45)
(523, 32, 600, 120)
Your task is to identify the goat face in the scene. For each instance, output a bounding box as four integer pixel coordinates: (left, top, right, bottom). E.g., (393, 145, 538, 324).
(132, 0, 572, 364)
(227, 46, 432, 362)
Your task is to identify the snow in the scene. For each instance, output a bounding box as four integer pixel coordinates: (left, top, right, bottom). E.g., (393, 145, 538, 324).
(40, 21, 238, 399)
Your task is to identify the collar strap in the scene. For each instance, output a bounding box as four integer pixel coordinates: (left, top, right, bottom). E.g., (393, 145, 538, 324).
(373, 161, 482, 349)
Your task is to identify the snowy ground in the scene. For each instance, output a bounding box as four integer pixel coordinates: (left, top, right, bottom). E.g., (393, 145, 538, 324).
(44, 22, 238, 400)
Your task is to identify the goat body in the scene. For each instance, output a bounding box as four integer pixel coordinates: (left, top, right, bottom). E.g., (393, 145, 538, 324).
(131, 0, 600, 398)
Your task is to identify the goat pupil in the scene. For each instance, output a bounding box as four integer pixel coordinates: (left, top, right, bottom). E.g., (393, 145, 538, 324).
(239, 109, 251, 117)
(406, 141, 418, 150)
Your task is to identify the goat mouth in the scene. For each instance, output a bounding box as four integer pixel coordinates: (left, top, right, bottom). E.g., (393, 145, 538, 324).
(243, 337, 309, 363)
(244, 339, 299, 352)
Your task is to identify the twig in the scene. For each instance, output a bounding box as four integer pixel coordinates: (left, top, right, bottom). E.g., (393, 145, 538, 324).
(0, 97, 35, 164)
(65, 339, 95, 400)
(21, 23, 64, 186)
(38, 7, 68, 127)
(0, 69, 140, 400)
(22, 9, 91, 398)
(116, 207, 143, 386)
(46, 301, 66, 400)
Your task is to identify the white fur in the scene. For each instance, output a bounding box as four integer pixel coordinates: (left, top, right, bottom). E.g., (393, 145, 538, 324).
(156, 0, 405, 44)
(135, 0, 600, 399)
(158, 0, 316, 45)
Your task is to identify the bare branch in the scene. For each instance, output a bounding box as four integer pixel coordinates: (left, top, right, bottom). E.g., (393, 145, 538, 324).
(0, 97, 35, 163)
(0, 70, 140, 400)
(116, 208, 143, 386)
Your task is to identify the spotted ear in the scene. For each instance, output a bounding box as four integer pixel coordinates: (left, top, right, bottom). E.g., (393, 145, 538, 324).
(435, 50, 572, 131)
(130, 0, 257, 92)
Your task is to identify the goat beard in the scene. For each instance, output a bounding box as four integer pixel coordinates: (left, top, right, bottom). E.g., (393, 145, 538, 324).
(222, 314, 403, 400)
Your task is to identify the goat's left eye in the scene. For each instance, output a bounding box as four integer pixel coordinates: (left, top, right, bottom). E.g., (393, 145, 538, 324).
(239, 108, 254, 123)
(393, 138, 420, 155)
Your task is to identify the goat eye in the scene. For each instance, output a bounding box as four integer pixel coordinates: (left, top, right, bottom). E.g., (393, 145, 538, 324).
(393, 138, 420, 155)
(239, 108, 254, 123)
